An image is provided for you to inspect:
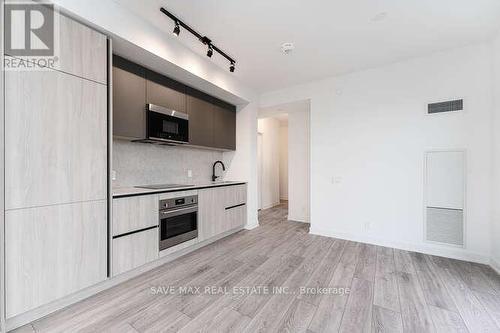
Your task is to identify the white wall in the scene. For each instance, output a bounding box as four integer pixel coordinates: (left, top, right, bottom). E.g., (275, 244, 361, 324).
(288, 109, 311, 223)
(257, 118, 281, 209)
(261, 43, 494, 263)
(491, 34, 500, 270)
(279, 123, 288, 200)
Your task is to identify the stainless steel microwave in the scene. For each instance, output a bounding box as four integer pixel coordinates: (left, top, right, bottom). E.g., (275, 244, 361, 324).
(146, 103, 189, 144)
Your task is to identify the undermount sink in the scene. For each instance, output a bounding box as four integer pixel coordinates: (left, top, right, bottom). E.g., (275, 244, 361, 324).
(135, 184, 195, 190)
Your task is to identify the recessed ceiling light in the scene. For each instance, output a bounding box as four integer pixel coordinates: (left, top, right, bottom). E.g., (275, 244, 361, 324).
(281, 42, 295, 55)
(371, 12, 388, 22)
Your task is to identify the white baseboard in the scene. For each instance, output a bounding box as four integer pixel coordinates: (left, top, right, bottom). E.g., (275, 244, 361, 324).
(490, 258, 500, 275)
(261, 202, 281, 210)
(287, 214, 309, 224)
(288, 218, 309, 224)
(309, 227, 490, 265)
(245, 223, 259, 230)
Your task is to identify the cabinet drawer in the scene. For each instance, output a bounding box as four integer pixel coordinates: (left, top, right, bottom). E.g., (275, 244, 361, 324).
(113, 195, 158, 236)
(225, 204, 247, 230)
(112, 228, 159, 276)
(224, 184, 247, 208)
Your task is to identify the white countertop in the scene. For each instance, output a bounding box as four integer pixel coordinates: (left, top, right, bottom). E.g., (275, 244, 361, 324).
(113, 181, 246, 198)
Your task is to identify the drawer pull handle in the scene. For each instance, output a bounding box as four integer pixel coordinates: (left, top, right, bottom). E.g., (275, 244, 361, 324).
(225, 203, 246, 210)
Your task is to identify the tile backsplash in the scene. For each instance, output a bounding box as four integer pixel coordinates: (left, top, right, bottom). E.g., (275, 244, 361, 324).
(112, 139, 224, 187)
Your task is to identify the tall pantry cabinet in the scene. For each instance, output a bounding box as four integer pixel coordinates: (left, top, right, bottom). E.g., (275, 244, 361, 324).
(3, 9, 109, 318)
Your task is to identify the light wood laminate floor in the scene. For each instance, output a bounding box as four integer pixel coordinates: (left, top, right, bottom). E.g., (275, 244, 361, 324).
(14, 203, 500, 332)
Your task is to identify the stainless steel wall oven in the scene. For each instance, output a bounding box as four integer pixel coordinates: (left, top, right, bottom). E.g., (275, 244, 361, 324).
(159, 195, 198, 251)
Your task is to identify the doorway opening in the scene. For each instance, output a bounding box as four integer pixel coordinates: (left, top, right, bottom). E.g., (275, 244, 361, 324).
(257, 100, 310, 224)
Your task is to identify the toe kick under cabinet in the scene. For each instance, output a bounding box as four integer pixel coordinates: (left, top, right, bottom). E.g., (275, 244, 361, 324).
(4, 7, 108, 318)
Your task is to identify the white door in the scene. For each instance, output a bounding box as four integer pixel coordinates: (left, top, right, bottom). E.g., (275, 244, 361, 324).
(257, 133, 263, 210)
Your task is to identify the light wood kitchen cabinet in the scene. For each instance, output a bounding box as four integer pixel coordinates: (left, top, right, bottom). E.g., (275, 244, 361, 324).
(224, 184, 247, 230)
(58, 13, 108, 84)
(198, 187, 226, 241)
(112, 56, 147, 139)
(198, 184, 247, 241)
(213, 105, 236, 150)
(5, 63, 107, 210)
(5, 201, 107, 318)
(4, 6, 108, 319)
(113, 195, 158, 236)
(224, 184, 247, 208)
(4, 2, 107, 84)
(112, 228, 159, 276)
(225, 204, 247, 230)
(187, 95, 214, 147)
(146, 71, 186, 112)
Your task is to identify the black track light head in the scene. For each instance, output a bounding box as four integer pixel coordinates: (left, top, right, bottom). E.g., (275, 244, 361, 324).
(229, 62, 235, 73)
(172, 22, 180, 36)
(207, 45, 213, 58)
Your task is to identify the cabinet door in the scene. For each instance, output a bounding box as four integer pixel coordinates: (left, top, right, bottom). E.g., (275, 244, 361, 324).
(187, 95, 214, 147)
(112, 63, 146, 139)
(5, 2, 107, 83)
(58, 13, 108, 83)
(112, 228, 159, 276)
(146, 73, 186, 112)
(224, 184, 247, 208)
(5, 201, 107, 318)
(5, 64, 107, 210)
(198, 187, 226, 241)
(225, 205, 247, 230)
(113, 195, 158, 236)
(213, 105, 236, 150)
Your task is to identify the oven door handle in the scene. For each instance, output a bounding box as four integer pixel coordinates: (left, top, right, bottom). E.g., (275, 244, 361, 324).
(160, 205, 198, 218)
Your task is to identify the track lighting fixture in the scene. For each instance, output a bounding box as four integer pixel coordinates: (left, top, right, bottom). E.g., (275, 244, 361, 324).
(160, 7, 236, 73)
(172, 21, 180, 36)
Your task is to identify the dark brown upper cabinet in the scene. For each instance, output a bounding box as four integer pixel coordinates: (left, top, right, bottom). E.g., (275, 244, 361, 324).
(112, 57, 146, 139)
(112, 56, 237, 150)
(146, 71, 186, 113)
(187, 95, 214, 147)
(213, 105, 236, 150)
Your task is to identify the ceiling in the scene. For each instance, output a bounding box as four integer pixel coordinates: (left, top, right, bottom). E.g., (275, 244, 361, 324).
(113, 0, 500, 93)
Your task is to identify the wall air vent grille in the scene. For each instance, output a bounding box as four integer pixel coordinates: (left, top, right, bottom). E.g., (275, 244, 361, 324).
(426, 207, 464, 246)
(428, 99, 463, 114)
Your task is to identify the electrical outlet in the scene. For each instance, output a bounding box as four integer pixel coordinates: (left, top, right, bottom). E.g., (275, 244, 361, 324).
(187, 170, 193, 178)
(111, 170, 117, 181)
